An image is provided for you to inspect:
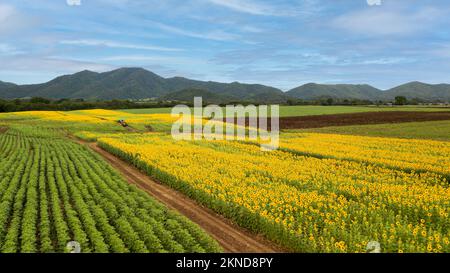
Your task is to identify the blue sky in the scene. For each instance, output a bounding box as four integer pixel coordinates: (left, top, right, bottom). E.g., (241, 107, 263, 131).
(1, 0, 450, 90)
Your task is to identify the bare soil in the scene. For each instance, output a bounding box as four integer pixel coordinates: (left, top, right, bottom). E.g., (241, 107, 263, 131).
(77, 139, 282, 253)
(221, 111, 450, 130)
(279, 111, 450, 129)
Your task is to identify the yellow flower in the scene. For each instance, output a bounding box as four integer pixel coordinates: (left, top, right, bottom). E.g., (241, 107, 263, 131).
(95, 130, 450, 253)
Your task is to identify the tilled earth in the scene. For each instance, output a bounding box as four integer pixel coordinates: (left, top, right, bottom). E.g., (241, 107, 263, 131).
(220, 111, 450, 130)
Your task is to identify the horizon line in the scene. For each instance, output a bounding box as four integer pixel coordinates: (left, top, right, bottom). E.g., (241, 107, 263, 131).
(1, 67, 449, 92)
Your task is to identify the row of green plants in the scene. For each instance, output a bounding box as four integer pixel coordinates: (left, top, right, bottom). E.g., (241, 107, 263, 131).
(0, 127, 222, 253)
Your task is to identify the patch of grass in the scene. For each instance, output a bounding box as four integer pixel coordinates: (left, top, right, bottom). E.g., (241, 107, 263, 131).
(121, 105, 450, 117)
(279, 105, 450, 117)
(289, 120, 450, 141)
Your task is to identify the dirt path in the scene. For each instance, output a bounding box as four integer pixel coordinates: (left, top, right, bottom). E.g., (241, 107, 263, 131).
(79, 140, 282, 253)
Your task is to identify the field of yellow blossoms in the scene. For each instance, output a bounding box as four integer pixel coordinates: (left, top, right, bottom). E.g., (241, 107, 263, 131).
(98, 133, 450, 253)
(280, 133, 450, 177)
(1, 110, 449, 253)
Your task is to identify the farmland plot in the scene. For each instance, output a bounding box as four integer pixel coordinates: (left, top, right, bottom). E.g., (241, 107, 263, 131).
(280, 133, 450, 177)
(1, 109, 449, 253)
(0, 127, 221, 253)
(98, 133, 450, 253)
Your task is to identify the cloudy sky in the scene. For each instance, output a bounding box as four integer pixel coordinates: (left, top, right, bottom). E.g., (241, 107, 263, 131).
(1, 0, 450, 90)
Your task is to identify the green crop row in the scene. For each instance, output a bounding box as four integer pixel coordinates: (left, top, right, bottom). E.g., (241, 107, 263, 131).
(0, 127, 222, 253)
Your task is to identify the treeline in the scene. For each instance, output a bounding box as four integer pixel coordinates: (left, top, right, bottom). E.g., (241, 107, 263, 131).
(286, 98, 374, 106)
(286, 96, 448, 106)
(0, 98, 180, 113)
(0, 98, 266, 112)
(1, 96, 448, 113)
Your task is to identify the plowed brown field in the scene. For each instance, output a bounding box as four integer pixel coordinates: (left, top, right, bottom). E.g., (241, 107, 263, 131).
(221, 111, 450, 130)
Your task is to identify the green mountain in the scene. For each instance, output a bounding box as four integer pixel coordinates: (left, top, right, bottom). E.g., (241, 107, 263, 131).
(286, 82, 450, 102)
(382, 82, 450, 101)
(163, 77, 289, 103)
(0, 81, 16, 89)
(286, 83, 382, 101)
(2, 68, 450, 102)
(0, 81, 19, 98)
(0, 68, 288, 103)
(5, 68, 167, 100)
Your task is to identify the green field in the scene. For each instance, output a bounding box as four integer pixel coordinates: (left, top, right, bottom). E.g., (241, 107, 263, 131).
(121, 105, 450, 117)
(290, 120, 450, 141)
(0, 125, 222, 253)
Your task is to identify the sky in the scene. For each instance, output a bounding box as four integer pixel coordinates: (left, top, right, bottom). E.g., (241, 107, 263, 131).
(1, 0, 450, 90)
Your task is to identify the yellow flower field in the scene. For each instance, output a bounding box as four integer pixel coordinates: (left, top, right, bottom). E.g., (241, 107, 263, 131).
(11, 110, 112, 123)
(280, 133, 450, 176)
(2, 109, 449, 253)
(98, 133, 450, 253)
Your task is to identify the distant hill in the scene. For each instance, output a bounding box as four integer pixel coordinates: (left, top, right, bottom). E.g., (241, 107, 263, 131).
(1, 68, 450, 103)
(286, 83, 381, 101)
(0, 81, 18, 96)
(383, 82, 450, 101)
(0, 81, 16, 89)
(0, 68, 288, 103)
(286, 82, 450, 102)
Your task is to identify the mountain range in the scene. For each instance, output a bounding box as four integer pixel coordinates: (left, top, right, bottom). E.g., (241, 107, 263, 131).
(1, 67, 450, 103)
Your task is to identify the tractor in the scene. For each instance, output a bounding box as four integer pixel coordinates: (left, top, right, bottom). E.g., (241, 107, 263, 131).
(117, 119, 129, 127)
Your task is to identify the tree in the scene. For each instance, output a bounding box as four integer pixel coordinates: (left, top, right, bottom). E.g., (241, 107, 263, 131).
(394, 96, 408, 105)
(287, 99, 298, 106)
(30, 97, 51, 104)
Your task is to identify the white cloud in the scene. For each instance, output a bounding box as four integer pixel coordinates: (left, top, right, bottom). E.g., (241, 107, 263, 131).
(0, 43, 24, 56)
(205, 0, 302, 16)
(154, 22, 239, 41)
(0, 55, 116, 84)
(431, 44, 450, 58)
(240, 25, 263, 33)
(333, 7, 443, 36)
(0, 55, 114, 73)
(66, 0, 82, 6)
(59, 39, 183, 51)
(103, 55, 173, 61)
(0, 4, 30, 34)
(206, 0, 276, 15)
(205, 0, 321, 17)
(101, 54, 204, 65)
(359, 57, 412, 65)
(366, 0, 381, 6)
(0, 4, 14, 22)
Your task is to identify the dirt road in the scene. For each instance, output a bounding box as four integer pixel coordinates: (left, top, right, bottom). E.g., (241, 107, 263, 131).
(81, 140, 282, 253)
